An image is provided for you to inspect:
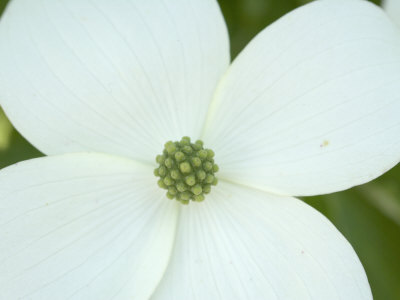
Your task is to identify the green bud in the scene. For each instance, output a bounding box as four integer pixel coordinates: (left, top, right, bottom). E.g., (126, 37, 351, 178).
(193, 140, 203, 150)
(191, 157, 202, 168)
(181, 136, 191, 146)
(165, 158, 174, 169)
(168, 186, 178, 195)
(203, 184, 211, 194)
(180, 199, 190, 205)
(156, 155, 165, 164)
(180, 162, 192, 174)
(185, 175, 196, 186)
(175, 151, 185, 162)
(196, 170, 206, 181)
(205, 174, 214, 184)
(176, 181, 188, 192)
(194, 194, 205, 202)
(198, 149, 208, 159)
(203, 161, 213, 172)
(191, 184, 202, 195)
(158, 179, 167, 189)
(179, 191, 191, 201)
(170, 169, 181, 180)
(158, 166, 167, 177)
(166, 192, 175, 200)
(195, 140, 204, 147)
(154, 137, 219, 204)
(163, 176, 174, 186)
(182, 145, 193, 154)
(165, 141, 177, 155)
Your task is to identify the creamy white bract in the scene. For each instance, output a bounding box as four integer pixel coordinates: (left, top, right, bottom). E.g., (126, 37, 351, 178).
(384, 0, 400, 27)
(1, 0, 400, 299)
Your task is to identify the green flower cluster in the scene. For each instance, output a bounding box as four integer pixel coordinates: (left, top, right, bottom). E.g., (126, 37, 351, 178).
(154, 137, 219, 204)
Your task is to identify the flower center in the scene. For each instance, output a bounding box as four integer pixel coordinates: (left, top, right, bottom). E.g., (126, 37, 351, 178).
(154, 136, 219, 204)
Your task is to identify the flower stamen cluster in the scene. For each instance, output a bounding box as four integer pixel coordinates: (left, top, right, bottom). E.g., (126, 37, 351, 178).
(154, 137, 219, 204)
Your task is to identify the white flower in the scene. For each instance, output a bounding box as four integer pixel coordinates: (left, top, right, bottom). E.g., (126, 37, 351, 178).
(0, 0, 399, 299)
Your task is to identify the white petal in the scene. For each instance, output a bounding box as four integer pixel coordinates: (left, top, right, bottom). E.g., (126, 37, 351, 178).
(152, 181, 371, 300)
(0, 153, 179, 300)
(0, 0, 229, 163)
(384, 0, 400, 28)
(202, 0, 400, 196)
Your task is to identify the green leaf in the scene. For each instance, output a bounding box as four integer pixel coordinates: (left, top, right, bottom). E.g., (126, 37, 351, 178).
(304, 166, 400, 300)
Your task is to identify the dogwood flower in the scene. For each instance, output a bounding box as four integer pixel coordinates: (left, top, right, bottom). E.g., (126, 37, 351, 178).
(1, 0, 400, 298)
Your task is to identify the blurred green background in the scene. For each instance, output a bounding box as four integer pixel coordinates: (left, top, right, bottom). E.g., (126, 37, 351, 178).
(1, 0, 399, 299)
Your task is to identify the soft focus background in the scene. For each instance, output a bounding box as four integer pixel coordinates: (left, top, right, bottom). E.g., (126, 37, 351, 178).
(1, 0, 399, 299)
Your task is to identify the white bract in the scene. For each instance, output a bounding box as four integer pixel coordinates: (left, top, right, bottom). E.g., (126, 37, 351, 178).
(0, 0, 399, 299)
(384, 0, 400, 27)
